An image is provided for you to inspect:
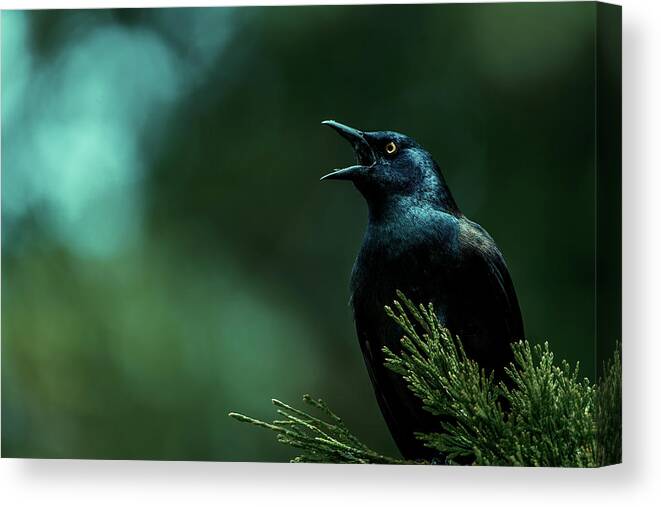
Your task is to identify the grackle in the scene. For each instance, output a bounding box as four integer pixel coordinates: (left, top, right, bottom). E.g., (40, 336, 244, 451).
(321, 120, 524, 461)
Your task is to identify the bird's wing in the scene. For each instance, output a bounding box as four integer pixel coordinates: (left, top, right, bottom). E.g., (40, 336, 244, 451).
(457, 219, 524, 344)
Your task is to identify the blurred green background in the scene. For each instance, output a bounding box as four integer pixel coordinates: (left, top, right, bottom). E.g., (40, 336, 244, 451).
(2, 3, 603, 461)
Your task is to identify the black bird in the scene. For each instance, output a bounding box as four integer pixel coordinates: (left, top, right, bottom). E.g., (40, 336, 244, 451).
(321, 120, 524, 461)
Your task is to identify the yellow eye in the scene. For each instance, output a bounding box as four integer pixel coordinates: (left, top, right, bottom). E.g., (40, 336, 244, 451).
(385, 141, 397, 155)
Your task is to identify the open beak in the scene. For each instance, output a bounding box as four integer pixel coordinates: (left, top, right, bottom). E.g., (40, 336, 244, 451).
(320, 120, 375, 181)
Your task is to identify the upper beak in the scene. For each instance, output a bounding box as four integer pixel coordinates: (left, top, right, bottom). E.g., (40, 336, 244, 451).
(320, 120, 374, 181)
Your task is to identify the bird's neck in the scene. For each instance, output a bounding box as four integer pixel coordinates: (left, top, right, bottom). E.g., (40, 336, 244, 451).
(367, 191, 461, 226)
(362, 196, 461, 259)
(366, 164, 462, 225)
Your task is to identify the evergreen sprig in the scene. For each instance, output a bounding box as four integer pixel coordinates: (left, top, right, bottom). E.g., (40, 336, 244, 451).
(229, 292, 621, 466)
(229, 395, 405, 464)
(595, 345, 623, 465)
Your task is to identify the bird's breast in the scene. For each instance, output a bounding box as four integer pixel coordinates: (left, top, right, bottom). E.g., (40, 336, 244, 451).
(350, 220, 460, 349)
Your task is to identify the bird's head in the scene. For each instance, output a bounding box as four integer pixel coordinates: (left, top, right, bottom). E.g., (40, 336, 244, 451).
(321, 120, 460, 216)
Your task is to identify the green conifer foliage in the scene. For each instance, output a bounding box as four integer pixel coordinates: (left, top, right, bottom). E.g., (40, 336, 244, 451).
(230, 292, 622, 466)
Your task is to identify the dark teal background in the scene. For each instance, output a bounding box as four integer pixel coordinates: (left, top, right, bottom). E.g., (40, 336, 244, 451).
(2, 3, 606, 461)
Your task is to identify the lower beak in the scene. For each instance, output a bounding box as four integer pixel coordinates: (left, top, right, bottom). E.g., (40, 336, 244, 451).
(320, 120, 374, 181)
(319, 164, 364, 181)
